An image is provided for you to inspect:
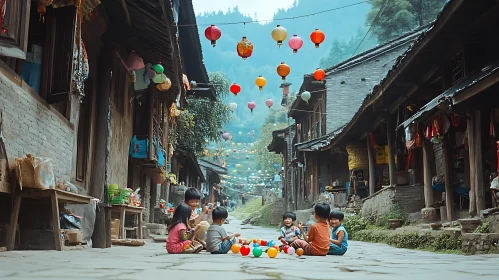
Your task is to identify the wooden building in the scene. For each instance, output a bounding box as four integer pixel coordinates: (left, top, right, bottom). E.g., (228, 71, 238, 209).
(0, 0, 209, 249)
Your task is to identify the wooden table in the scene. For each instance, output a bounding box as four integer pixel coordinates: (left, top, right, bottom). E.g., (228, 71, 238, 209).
(7, 189, 92, 251)
(110, 205, 143, 239)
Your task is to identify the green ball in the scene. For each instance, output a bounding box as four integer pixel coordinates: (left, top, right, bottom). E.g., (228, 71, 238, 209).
(252, 247, 263, 257)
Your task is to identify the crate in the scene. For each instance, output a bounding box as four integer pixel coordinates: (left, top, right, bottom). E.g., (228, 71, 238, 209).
(110, 189, 131, 205)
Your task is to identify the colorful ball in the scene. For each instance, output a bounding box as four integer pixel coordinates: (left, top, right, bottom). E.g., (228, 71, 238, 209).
(231, 244, 241, 254)
(267, 247, 278, 258)
(252, 247, 263, 257)
(283, 245, 290, 253)
(296, 248, 304, 256)
(267, 240, 275, 247)
(260, 240, 267, 246)
(287, 247, 295, 255)
(240, 245, 251, 256)
(273, 245, 280, 252)
(253, 243, 260, 248)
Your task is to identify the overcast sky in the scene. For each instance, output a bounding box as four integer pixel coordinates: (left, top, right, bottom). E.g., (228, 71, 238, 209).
(192, 0, 296, 22)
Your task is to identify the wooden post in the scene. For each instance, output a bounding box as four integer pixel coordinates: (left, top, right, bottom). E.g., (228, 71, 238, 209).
(443, 136, 455, 221)
(467, 112, 477, 216)
(387, 119, 397, 186)
(367, 136, 376, 196)
(470, 110, 485, 214)
(148, 89, 154, 160)
(422, 138, 434, 207)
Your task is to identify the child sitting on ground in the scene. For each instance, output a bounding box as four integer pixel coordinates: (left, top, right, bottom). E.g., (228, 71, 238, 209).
(292, 203, 331, 256)
(278, 212, 302, 248)
(184, 188, 211, 248)
(166, 203, 203, 254)
(328, 210, 348, 255)
(206, 207, 240, 254)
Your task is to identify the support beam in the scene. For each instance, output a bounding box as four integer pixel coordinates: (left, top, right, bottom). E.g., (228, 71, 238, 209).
(148, 90, 154, 160)
(470, 110, 485, 214)
(467, 112, 477, 216)
(367, 136, 376, 196)
(422, 138, 434, 207)
(443, 136, 455, 221)
(387, 119, 397, 186)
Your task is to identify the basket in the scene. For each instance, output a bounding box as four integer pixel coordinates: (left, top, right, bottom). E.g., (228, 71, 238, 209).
(110, 189, 132, 205)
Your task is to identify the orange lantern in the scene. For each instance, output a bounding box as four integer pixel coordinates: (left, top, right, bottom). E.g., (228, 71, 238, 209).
(313, 68, 325, 81)
(310, 29, 325, 48)
(255, 75, 266, 90)
(236, 37, 254, 60)
(277, 62, 290, 80)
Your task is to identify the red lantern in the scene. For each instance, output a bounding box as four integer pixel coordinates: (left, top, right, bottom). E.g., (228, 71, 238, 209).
(205, 24, 222, 47)
(310, 29, 325, 48)
(313, 68, 325, 81)
(237, 37, 254, 60)
(230, 83, 241, 96)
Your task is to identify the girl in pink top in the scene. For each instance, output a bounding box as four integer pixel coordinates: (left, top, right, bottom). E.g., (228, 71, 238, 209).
(166, 203, 203, 254)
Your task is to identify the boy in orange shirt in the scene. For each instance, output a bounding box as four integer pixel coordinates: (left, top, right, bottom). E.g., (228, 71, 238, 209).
(292, 203, 331, 256)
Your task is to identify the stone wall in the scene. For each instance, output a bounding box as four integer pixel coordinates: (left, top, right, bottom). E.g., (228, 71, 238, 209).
(270, 199, 285, 226)
(361, 185, 424, 218)
(486, 212, 499, 233)
(462, 233, 499, 255)
(0, 68, 74, 184)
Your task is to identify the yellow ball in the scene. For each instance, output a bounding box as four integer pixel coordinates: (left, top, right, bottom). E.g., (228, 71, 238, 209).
(267, 247, 278, 258)
(296, 248, 304, 256)
(231, 244, 241, 254)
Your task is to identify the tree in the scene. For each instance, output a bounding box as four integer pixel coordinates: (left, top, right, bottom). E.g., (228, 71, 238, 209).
(175, 72, 233, 155)
(366, 0, 446, 43)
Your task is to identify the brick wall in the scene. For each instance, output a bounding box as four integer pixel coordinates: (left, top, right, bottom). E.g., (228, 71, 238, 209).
(0, 70, 74, 183)
(325, 40, 417, 134)
(361, 185, 424, 219)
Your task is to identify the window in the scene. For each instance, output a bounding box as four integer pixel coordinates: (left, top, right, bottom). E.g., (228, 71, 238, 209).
(0, 0, 30, 59)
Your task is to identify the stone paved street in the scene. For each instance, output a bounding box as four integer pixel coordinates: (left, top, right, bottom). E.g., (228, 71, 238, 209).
(1, 217, 498, 280)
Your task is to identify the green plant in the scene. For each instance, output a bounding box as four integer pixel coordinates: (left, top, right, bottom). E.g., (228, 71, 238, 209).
(343, 214, 369, 239)
(473, 221, 490, 233)
(378, 205, 408, 228)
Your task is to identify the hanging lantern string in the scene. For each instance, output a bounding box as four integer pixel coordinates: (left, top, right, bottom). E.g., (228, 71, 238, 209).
(177, 1, 370, 27)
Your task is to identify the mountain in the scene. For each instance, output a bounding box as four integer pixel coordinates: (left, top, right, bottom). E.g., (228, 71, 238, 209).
(192, 0, 373, 143)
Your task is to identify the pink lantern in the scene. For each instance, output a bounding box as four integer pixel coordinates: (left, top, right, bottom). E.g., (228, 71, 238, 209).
(247, 101, 256, 112)
(222, 132, 230, 141)
(288, 35, 304, 53)
(146, 69, 156, 79)
(125, 50, 145, 70)
(265, 98, 274, 108)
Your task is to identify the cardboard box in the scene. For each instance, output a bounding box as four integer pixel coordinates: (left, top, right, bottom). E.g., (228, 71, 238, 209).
(111, 228, 119, 239)
(65, 229, 83, 245)
(111, 219, 120, 229)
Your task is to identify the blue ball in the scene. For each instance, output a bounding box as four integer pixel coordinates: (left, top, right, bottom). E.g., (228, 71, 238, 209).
(253, 243, 260, 247)
(267, 240, 274, 247)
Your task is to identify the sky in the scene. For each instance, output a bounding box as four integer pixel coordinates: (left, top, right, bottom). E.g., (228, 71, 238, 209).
(192, 0, 296, 22)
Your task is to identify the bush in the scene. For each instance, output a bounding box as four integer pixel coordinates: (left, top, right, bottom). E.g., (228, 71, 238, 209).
(378, 205, 408, 228)
(343, 214, 369, 239)
(473, 221, 490, 233)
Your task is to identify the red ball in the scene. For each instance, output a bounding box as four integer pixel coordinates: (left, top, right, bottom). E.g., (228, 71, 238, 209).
(261, 240, 267, 246)
(283, 245, 290, 253)
(273, 245, 280, 251)
(240, 245, 251, 256)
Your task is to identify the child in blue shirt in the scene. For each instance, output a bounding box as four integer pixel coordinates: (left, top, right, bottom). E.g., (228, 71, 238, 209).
(278, 212, 302, 247)
(327, 210, 348, 255)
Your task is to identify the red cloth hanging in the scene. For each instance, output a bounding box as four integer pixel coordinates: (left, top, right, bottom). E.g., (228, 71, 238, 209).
(369, 132, 376, 149)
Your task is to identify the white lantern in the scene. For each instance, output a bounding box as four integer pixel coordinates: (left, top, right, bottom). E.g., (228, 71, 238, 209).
(228, 102, 238, 111)
(301, 91, 311, 104)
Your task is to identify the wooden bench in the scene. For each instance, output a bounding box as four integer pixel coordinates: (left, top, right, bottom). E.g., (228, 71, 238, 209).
(7, 188, 92, 251)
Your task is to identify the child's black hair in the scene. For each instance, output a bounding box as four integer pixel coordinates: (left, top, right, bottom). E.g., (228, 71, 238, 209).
(283, 212, 297, 221)
(168, 203, 192, 231)
(328, 210, 345, 221)
(314, 203, 331, 219)
(184, 187, 201, 202)
(212, 206, 228, 221)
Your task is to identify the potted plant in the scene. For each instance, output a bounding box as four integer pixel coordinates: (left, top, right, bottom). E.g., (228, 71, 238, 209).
(383, 205, 406, 230)
(458, 218, 482, 233)
(388, 218, 403, 229)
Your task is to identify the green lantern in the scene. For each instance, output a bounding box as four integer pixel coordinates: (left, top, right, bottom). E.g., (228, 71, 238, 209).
(152, 63, 164, 74)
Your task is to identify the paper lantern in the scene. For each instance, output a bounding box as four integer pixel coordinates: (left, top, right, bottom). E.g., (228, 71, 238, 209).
(152, 64, 164, 74)
(228, 102, 238, 111)
(125, 51, 144, 70)
(230, 83, 241, 96)
(265, 98, 274, 108)
(222, 132, 230, 141)
(301, 91, 311, 104)
(314, 68, 325, 81)
(152, 73, 167, 84)
(277, 62, 290, 80)
(255, 75, 266, 90)
(237, 37, 254, 60)
(288, 34, 303, 53)
(247, 101, 256, 112)
(146, 69, 156, 79)
(156, 77, 172, 91)
(205, 24, 222, 47)
(271, 25, 288, 47)
(310, 29, 325, 48)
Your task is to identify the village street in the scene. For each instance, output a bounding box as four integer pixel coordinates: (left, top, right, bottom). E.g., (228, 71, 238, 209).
(1, 217, 498, 280)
